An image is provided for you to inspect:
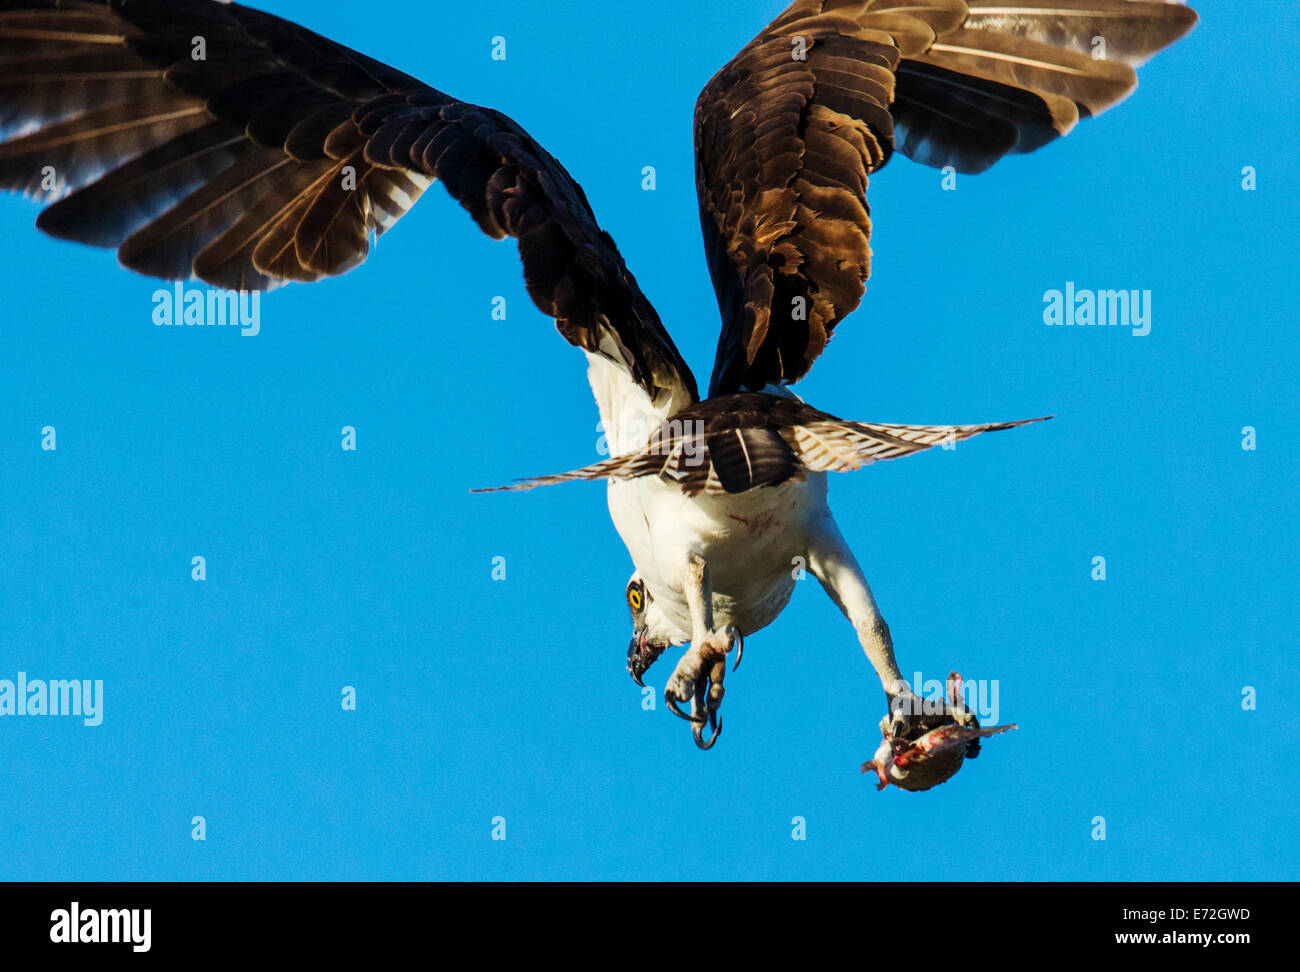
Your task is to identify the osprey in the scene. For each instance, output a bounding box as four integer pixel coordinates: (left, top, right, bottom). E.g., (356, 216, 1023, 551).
(0, 1, 1196, 776)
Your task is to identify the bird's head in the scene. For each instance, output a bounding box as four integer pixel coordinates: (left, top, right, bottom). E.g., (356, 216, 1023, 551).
(624, 574, 674, 686)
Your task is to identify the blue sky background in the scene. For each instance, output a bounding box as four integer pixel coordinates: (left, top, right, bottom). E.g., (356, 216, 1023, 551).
(1, 1, 1295, 881)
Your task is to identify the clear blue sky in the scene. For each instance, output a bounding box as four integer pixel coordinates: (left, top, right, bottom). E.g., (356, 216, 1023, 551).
(1, 1, 1295, 881)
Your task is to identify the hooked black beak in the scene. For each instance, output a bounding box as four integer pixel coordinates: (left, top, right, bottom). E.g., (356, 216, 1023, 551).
(626, 633, 665, 687)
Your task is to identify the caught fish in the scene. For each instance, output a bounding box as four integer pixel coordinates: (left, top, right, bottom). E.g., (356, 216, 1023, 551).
(862, 672, 1017, 792)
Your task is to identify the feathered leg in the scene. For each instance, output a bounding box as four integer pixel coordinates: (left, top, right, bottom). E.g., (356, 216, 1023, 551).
(806, 514, 921, 736)
(663, 554, 743, 750)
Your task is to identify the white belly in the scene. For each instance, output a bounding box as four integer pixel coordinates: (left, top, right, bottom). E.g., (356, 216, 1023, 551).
(607, 472, 830, 642)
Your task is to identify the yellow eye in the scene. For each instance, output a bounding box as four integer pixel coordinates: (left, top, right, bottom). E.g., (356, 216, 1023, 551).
(628, 588, 643, 612)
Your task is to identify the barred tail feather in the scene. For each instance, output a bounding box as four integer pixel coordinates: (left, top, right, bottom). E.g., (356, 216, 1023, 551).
(787, 415, 1051, 473)
(474, 415, 1052, 494)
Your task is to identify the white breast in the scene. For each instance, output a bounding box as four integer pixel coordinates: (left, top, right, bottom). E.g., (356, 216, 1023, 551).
(607, 471, 830, 641)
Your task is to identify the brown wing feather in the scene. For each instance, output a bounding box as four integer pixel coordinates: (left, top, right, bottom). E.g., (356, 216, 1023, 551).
(0, 0, 696, 408)
(696, 0, 1197, 396)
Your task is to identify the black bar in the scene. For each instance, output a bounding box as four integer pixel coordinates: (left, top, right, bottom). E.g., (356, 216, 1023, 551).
(0, 881, 1281, 958)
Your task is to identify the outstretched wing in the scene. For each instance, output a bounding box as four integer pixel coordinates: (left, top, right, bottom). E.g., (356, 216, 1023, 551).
(695, 0, 1198, 396)
(0, 0, 697, 427)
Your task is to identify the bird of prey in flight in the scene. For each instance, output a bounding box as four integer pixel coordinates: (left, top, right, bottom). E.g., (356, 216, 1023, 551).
(0, 0, 1197, 784)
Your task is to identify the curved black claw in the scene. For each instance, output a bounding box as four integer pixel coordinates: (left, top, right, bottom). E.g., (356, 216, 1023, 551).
(664, 628, 744, 748)
(666, 695, 704, 724)
(693, 717, 722, 750)
(888, 687, 920, 740)
(730, 628, 744, 673)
